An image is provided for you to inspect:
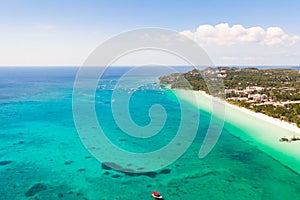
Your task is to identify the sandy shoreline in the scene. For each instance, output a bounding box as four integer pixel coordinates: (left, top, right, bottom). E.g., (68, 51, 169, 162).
(176, 89, 300, 136)
(225, 99, 300, 136)
(210, 92, 300, 135)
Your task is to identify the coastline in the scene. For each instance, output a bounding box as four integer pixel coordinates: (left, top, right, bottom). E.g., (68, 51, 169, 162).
(175, 89, 300, 135)
(202, 90, 300, 136)
(225, 101, 300, 136)
(173, 89, 300, 173)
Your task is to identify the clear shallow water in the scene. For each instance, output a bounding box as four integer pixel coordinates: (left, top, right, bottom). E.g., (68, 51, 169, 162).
(1, 67, 300, 200)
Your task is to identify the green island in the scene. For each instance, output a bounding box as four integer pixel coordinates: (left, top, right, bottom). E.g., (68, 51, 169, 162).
(159, 67, 300, 127)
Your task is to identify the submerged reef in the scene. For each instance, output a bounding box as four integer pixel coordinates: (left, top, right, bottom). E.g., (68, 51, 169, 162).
(0, 161, 12, 166)
(101, 162, 171, 178)
(25, 183, 47, 197)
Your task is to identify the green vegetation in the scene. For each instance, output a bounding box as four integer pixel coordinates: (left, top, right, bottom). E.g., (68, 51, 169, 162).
(159, 67, 300, 127)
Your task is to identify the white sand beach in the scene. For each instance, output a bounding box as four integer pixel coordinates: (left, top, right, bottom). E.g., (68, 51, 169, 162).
(210, 91, 300, 135)
(174, 89, 300, 173)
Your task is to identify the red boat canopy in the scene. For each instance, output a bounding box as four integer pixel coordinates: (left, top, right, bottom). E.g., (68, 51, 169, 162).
(152, 191, 160, 196)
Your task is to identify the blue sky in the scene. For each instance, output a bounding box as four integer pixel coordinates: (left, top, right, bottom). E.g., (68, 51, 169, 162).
(1, 0, 300, 66)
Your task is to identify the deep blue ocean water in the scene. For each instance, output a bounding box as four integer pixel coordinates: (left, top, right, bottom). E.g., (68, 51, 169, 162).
(1, 67, 300, 200)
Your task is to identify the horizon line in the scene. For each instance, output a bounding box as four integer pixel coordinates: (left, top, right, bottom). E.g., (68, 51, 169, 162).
(0, 65, 299, 68)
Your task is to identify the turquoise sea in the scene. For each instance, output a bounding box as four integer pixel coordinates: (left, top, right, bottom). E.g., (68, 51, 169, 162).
(1, 67, 300, 200)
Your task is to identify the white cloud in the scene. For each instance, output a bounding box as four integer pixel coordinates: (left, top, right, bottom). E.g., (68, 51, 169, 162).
(181, 23, 300, 46)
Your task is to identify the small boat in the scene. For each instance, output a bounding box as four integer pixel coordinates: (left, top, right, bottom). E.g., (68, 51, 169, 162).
(152, 191, 163, 199)
(279, 136, 300, 142)
(279, 137, 289, 142)
(291, 136, 300, 141)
